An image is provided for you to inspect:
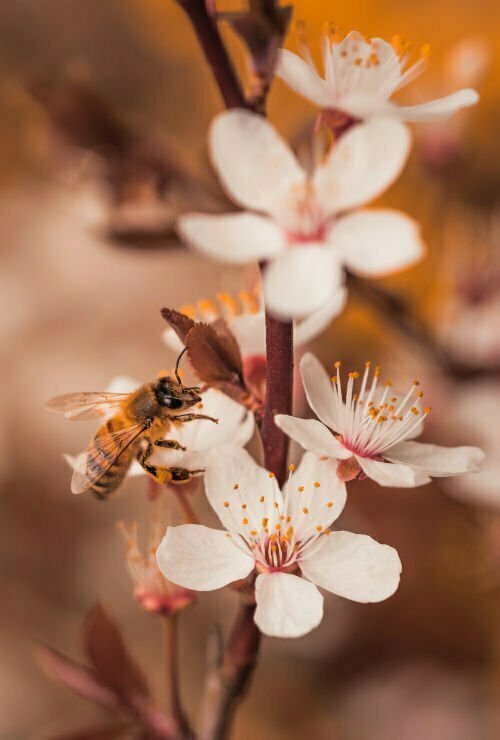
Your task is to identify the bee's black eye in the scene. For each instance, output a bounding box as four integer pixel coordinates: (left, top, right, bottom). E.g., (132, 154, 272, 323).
(161, 396, 184, 410)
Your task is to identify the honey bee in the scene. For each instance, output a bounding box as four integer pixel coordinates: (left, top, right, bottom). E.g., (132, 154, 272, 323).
(46, 349, 218, 499)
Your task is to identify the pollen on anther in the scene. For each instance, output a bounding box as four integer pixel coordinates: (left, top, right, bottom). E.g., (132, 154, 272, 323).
(242, 518, 248, 525)
(259, 496, 265, 503)
(303, 507, 309, 514)
(316, 525, 323, 532)
(233, 483, 239, 490)
(250, 530, 257, 536)
(331, 375, 338, 383)
(268, 472, 275, 479)
(424, 406, 431, 413)
(275, 524, 281, 531)
(327, 501, 333, 508)
(262, 517, 268, 527)
(280, 515, 285, 521)
(334, 360, 341, 368)
(314, 481, 321, 488)
(274, 502, 279, 509)
(298, 486, 304, 492)
(413, 380, 420, 386)
(286, 515, 291, 522)
(289, 463, 295, 472)
(223, 501, 230, 508)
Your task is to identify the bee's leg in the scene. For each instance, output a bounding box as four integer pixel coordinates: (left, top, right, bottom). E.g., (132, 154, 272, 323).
(154, 439, 186, 451)
(137, 443, 202, 485)
(169, 413, 219, 424)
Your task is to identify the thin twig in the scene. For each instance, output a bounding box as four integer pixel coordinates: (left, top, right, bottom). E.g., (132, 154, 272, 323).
(174, 487, 199, 524)
(199, 602, 261, 740)
(177, 0, 248, 109)
(165, 615, 193, 738)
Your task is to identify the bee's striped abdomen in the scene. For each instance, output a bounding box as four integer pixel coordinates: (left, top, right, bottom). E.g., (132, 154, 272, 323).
(89, 418, 139, 500)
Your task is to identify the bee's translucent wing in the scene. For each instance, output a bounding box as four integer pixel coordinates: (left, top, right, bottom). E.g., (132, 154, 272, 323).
(71, 423, 146, 494)
(46, 392, 130, 421)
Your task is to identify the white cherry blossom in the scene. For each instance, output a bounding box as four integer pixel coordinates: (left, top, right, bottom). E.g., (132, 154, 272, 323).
(276, 29, 479, 123)
(64, 376, 254, 482)
(157, 446, 402, 638)
(178, 110, 424, 320)
(275, 353, 484, 489)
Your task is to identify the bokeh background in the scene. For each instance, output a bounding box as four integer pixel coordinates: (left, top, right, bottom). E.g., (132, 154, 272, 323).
(1, 0, 500, 737)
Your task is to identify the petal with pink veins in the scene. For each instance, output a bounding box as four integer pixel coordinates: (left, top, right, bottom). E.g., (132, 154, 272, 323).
(391, 89, 479, 122)
(331, 209, 425, 277)
(254, 572, 324, 638)
(204, 446, 283, 537)
(300, 531, 401, 602)
(275, 49, 332, 108)
(300, 353, 344, 433)
(209, 110, 305, 216)
(274, 415, 351, 461)
(156, 524, 254, 591)
(312, 118, 411, 214)
(356, 456, 431, 487)
(263, 246, 343, 320)
(177, 213, 286, 265)
(385, 440, 484, 477)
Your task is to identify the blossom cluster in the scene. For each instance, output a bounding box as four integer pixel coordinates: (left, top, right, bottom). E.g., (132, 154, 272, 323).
(56, 26, 484, 639)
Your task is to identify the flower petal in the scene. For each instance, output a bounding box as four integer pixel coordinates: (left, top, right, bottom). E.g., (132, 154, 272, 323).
(331, 209, 425, 277)
(300, 352, 343, 433)
(274, 415, 351, 460)
(209, 110, 305, 215)
(156, 524, 254, 591)
(204, 445, 283, 537)
(283, 451, 347, 538)
(293, 288, 347, 346)
(356, 456, 431, 487)
(263, 246, 343, 320)
(392, 89, 479, 122)
(385, 440, 485, 477)
(254, 572, 324, 638)
(177, 213, 285, 265)
(105, 376, 142, 394)
(300, 531, 402, 602)
(230, 313, 266, 357)
(275, 49, 331, 108)
(312, 118, 411, 214)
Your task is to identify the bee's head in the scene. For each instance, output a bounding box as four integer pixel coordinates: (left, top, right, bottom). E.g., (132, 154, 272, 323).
(155, 376, 202, 411)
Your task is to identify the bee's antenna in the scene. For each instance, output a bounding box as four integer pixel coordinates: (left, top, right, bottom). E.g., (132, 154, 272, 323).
(175, 346, 188, 385)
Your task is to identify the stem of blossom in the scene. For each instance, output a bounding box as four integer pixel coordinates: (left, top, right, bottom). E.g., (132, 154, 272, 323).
(165, 615, 193, 738)
(174, 487, 199, 524)
(199, 601, 261, 740)
(261, 312, 294, 484)
(176, 0, 248, 110)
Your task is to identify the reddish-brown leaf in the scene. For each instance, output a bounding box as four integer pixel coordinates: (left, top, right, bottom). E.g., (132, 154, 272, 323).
(83, 605, 150, 704)
(186, 321, 244, 387)
(36, 644, 120, 710)
(161, 308, 196, 344)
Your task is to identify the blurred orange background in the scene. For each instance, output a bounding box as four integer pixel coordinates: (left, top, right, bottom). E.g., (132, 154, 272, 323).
(1, 1, 499, 738)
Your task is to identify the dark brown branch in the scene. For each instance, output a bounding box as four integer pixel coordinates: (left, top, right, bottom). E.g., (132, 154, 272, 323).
(199, 602, 261, 740)
(177, 0, 248, 109)
(261, 313, 293, 484)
